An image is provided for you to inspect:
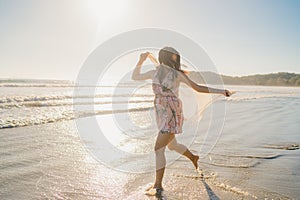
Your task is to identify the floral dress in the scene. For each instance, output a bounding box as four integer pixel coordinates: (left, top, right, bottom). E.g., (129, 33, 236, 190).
(152, 64, 184, 134)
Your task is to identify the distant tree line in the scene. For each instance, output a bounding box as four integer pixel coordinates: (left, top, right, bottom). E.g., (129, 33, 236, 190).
(188, 72, 300, 87)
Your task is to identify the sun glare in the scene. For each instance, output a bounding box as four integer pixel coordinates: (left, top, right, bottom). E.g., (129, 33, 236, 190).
(86, 0, 128, 27)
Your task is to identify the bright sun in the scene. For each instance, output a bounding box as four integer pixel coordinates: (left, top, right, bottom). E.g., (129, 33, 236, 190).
(86, 0, 128, 27)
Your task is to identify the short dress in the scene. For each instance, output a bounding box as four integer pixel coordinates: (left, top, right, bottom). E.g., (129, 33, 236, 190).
(152, 64, 184, 134)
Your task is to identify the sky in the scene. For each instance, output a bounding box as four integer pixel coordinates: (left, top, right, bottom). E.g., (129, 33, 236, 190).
(0, 0, 300, 80)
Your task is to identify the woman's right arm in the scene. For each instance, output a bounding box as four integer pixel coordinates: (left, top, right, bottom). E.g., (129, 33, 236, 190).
(131, 52, 155, 81)
(179, 72, 232, 96)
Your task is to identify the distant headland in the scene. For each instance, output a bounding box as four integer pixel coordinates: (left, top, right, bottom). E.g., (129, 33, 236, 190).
(188, 72, 300, 87)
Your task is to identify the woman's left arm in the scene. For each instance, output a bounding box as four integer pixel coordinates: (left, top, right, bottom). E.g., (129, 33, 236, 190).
(131, 52, 155, 81)
(179, 72, 233, 97)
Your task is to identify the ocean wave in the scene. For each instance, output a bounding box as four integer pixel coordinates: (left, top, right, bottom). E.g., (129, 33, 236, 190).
(0, 83, 138, 88)
(211, 181, 257, 198)
(207, 152, 282, 159)
(171, 168, 257, 198)
(201, 154, 262, 168)
(0, 83, 74, 87)
(1, 89, 295, 105)
(226, 93, 297, 102)
(171, 171, 217, 180)
(201, 160, 260, 168)
(199, 152, 283, 169)
(261, 144, 299, 150)
(0, 106, 153, 129)
(0, 94, 154, 103)
(0, 99, 154, 109)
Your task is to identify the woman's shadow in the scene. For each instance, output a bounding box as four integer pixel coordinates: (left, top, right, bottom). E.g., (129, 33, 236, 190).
(201, 179, 220, 200)
(154, 178, 220, 200)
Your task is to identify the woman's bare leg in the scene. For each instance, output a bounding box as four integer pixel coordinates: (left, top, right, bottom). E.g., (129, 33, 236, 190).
(153, 132, 174, 189)
(167, 136, 199, 169)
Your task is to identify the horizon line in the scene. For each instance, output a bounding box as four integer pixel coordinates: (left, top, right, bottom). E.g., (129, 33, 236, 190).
(1, 71, 299, 81)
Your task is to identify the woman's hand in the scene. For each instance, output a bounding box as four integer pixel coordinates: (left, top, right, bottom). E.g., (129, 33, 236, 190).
(138, 52, 151, 63)
(132, 52, 156, 80)
(223, 89, 234, 97)
(136, 52, 151, 67)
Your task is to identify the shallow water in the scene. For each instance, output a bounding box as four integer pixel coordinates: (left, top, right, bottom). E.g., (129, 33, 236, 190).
(0, 82, 300, 199)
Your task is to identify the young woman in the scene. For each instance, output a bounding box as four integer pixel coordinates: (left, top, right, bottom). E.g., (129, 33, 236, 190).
(131, 47, 233, 195)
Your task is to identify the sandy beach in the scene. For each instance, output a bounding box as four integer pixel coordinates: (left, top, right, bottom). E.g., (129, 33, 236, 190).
(1, 84, 300, 199)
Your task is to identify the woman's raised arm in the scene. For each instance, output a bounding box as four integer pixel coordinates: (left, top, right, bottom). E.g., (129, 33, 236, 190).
(131, 52, 155, 81)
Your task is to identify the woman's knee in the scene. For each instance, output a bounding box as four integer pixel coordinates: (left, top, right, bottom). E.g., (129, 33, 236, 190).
(155, 138, 166, 152)
(155, 133, 173, 151)
(154, 142, 166, 152)
(167, 141, 177, 151)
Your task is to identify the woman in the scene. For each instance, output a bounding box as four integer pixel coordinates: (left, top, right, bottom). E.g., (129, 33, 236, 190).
(131, 47, 232, 196)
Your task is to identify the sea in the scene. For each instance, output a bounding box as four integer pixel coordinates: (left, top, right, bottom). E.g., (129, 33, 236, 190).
(0, 80, 300, 199)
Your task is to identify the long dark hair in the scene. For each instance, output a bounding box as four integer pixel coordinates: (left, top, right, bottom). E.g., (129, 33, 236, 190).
(157, 47, 184, 84)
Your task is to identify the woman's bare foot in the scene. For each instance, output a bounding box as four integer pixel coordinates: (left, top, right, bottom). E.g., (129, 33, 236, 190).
(153, 183, 163, 190)
(192, 155, 199, 169)
(145, 184, 164, 196)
